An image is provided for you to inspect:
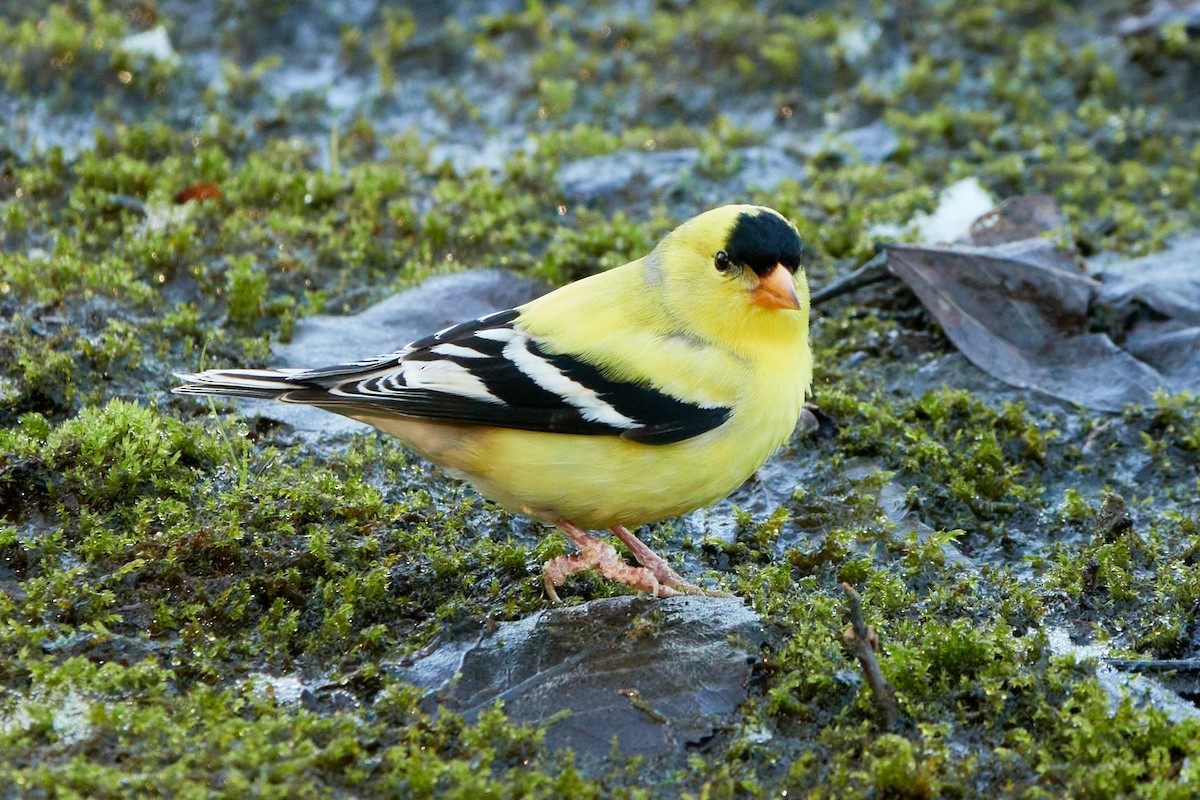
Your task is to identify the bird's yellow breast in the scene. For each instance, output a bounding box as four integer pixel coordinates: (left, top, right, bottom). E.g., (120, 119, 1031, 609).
(446, 340, 808, 529)
(350, 327, 809, 531)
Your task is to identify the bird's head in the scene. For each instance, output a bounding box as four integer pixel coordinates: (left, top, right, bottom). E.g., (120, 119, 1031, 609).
(651, 205, 810, 350)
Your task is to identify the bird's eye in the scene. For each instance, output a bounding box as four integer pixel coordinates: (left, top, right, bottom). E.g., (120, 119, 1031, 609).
(714, 250, 732, 273)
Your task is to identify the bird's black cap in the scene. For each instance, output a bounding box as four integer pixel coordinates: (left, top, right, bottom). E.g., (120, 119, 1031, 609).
(725, 209, 807, 277)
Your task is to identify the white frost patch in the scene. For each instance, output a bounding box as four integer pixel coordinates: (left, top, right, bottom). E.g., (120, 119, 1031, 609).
(120, 26, 180, 64)
(0, 688, 96, 746)
(0, 374, 19, 404)
(246, 672, 307, 706)
(139, 203, 193, 235)
(867, 177, 995, 245)
(1045, 626, 1200, 723)
(1044, 626, 1109, 661)
(837, 21, 881, 63)
(865, 221, 906, 241)
(913, 177, 995, 244)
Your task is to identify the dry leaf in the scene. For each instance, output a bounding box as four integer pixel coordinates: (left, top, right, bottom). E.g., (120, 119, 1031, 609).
(887, 239, 1164, 411)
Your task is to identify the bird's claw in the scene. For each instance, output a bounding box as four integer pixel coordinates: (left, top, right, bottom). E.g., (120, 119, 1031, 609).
(542, 521, 716, 601)
(542, 539, 673, 601)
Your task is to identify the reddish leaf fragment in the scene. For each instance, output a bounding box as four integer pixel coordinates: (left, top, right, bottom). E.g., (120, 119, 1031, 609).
(174, 182, 222, 204)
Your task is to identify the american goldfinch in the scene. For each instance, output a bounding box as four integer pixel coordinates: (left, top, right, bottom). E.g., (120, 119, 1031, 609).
(175, 205, 812, 600)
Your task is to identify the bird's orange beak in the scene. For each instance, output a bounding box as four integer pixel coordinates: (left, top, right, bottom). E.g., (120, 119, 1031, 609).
(750, 264, 801, 310)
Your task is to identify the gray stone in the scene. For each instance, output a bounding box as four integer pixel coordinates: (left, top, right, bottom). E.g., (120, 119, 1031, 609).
(786, 119, 899, 166)
(556, 145, 805, 201)
(557, 149, 700, 200)
(384, 595, 764, 759)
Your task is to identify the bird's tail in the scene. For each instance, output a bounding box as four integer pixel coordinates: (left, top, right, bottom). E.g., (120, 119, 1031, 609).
(173, 369, 311, 401)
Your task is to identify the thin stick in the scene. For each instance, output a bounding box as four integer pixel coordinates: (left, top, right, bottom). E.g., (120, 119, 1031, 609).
(810, 252, 892, 307)
(1105, 658, 1200, 673)
(842, 582, 898, 731)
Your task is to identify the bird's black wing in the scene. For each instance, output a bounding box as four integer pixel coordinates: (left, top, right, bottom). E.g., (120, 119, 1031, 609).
(266, 309, 731, 445)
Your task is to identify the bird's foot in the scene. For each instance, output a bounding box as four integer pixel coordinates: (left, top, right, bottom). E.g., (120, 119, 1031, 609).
(543, 521, 680, 602)
(609, 525, 722, 597)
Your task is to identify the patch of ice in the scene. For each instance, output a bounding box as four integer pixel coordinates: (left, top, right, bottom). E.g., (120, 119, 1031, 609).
(866, 177, 995, 244)
(1045, 626, 1109, 661)
(865, 220, 907, 241)
(120, 26, 179, 65)
(837, 21, 882, 63)
(138, 203, 193, 235)
(913, 178, 996, 244)
(0, 689, 96, 746)
(1045, 626, 1200, 723)
(246, 672, 307, 706)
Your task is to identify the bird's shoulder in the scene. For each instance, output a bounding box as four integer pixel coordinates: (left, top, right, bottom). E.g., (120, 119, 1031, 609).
(515, 262, 749, 408)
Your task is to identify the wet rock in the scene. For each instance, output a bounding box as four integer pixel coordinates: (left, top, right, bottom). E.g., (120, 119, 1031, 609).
(733, 146, 808, 192)
(40, 631, 164, 666)
(837, 120, 900, 164)
(0, 456, 54, 520)
(893, 351, 1028, 406)
(556, 146, 804, 202)
(557, 149, 702, 200)
(789, 119, 899, 166)
(384, 595, 764, 759)
(680, 444, 821, 549)
(1117, 3, 1200, 37)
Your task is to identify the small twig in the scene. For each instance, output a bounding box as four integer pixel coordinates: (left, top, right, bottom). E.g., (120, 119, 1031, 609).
(107, 194, 149, 217)
(618, 688, 668, 724)
(810, 252, 892, 307)
(1104, 657, 1200, 700)
(842, 582, 898, 731)
(1105, 658, 1200, 674)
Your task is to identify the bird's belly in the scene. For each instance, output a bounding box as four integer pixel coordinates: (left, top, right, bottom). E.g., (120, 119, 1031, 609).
(454, 416, 795, 530)
(352, 402, 801, 531)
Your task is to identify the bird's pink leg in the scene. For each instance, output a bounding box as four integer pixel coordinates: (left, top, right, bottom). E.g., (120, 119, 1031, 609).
(609, 526, 710, 596)
(542, 520, 680, 602)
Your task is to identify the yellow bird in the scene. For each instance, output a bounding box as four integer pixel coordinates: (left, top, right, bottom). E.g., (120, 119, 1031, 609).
(175, 205, 813, 600)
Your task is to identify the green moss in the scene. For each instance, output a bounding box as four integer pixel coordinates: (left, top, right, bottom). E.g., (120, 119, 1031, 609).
(3, 0, 1200, 796)
(536, 77, 577, 120)
(0, 658, 595, 799)
(1147, 391, 1200, 454)
(225, 255, 270, 328)
(822, 387, 1057, 528)
(0, 1, 178, 103)
(368, 9, 416, 93)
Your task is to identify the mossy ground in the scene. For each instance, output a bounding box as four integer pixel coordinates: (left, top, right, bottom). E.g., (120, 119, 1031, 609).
(2, 1, 1200, 797)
